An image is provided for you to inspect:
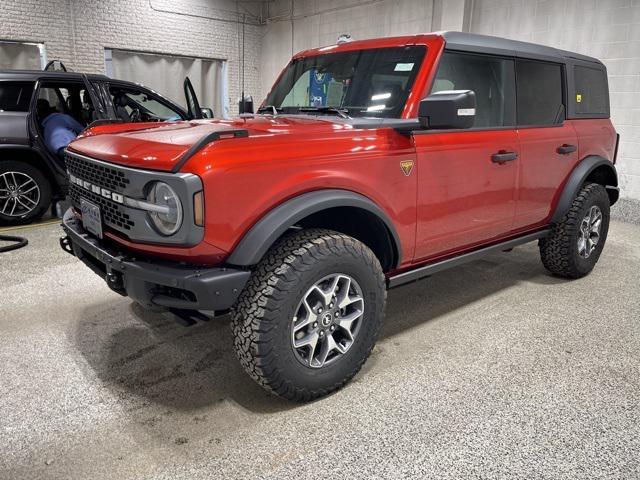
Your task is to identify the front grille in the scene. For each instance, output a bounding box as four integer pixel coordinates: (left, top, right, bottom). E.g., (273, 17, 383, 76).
(66, 153, 135, 233)
(64, 150, 204, 246)
(68, 183, 135, 231)
(66, 154, 130, 191)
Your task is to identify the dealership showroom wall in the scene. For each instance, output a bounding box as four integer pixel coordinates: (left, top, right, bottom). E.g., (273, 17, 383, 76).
(1, 0, 639, 478)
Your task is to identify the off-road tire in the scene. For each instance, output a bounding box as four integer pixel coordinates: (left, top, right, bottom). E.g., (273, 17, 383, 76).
(231, 228, 386, 401)
(0, 160, 52, 226)
(539, 182, 610, 279)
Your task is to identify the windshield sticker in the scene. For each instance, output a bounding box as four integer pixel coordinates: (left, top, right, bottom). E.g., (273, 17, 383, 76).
(394, 63, 414, 72)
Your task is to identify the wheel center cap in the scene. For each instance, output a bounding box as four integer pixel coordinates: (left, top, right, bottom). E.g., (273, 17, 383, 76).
(321, 313, 333, 327)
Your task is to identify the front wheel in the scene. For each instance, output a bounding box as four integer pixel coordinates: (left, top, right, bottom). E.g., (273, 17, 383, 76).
(0, 160, 52, 226)
(539, 182, 610, 279)
(231, 229, 386, 401)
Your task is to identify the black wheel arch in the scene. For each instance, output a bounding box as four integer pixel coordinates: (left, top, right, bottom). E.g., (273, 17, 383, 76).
(226, 189, 402, 271)
(551, 155, 618, 223)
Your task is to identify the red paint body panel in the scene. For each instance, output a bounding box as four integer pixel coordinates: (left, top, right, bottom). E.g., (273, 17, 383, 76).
(514, 122, 579, 229)
(66, 33, 618, 272)
(413, 129, 519, 261)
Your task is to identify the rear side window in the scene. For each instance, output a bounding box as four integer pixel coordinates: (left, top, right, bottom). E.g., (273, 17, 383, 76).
(0, 81, 34, 112)
(516, 60, 564, 126)
(574, 65, 609, 116)
(432, 51, 515, 128)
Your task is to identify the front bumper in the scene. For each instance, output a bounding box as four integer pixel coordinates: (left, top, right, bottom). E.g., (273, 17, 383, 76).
(60, 208, 250, 311)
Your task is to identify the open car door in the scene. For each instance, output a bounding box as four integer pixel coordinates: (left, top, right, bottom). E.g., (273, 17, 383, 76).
(184, 77, 204, 120)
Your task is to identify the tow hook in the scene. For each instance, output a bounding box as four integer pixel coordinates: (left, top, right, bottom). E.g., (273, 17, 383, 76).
(106, 271, 125, 293)
(59, 235, 74, 256)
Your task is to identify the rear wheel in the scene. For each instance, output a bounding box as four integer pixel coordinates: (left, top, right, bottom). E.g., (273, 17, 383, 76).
(231, 229, 386, 401)
(0, 161, 51, 226)
(539, 183, 610, 279)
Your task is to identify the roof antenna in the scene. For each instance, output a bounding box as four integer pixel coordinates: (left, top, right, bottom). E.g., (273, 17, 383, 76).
(238, 14, 253, 114)
(337, 34, 353, 44)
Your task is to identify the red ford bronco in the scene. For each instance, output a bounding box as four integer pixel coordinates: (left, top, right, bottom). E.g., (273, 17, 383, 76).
(60, 32, 619, 400)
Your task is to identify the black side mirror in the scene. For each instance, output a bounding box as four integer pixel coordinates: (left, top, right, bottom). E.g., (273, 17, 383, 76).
(418, 90, 476, 129)
(200, 108, 214, 119)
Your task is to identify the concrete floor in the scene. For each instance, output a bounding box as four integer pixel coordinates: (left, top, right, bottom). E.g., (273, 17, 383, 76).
(0, 220, 639, 480)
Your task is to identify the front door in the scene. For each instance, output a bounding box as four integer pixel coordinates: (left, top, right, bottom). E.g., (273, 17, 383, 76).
(413, 51, 519, 261)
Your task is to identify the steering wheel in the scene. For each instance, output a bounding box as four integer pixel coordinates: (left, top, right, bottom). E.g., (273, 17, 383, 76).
(130, 108, 141, 122)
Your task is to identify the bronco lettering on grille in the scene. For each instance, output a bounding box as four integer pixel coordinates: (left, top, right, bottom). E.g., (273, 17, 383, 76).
(68, 173, 124, 204)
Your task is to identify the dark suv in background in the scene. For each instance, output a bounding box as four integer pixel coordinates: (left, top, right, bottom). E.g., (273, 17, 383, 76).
(0, 70, 204, 226)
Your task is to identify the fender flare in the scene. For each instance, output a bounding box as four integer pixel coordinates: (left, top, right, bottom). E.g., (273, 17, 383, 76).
(551, 155, 618, 223)
(226, 189, 402, 267)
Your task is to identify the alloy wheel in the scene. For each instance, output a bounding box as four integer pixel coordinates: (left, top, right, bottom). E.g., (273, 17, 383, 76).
(0, 171, 41, 217)
(577, 205, 602, 259)
(291, 273, 365, 368)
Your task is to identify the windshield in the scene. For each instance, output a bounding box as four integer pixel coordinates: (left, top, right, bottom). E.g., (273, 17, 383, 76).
(263, 46, 426, 118)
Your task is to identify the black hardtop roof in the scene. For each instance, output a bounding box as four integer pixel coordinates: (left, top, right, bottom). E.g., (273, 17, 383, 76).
(441, 31, 604, 67)
(0, 69, 110, 81)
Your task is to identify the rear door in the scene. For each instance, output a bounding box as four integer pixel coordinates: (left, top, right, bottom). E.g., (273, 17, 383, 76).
(413, 51, 519, 261)
(513, 59, 578, 229)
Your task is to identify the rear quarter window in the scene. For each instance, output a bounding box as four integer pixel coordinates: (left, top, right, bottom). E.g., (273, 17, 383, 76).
(0, 81, 34, 112)
(574, 66, 609, 116)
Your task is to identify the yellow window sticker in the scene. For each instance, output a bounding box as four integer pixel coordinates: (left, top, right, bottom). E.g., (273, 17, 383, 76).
(576, 93, 582, 103)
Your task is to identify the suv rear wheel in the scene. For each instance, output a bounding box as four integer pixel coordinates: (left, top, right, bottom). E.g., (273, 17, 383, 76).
(231, 228, 386, 401)
(539, 182, 610, 279)
(0, 161, 52, 226)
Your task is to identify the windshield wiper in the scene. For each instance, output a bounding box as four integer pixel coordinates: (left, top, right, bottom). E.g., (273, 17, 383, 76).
(256, 105, 282, 115)
(297, 106, 350, 118)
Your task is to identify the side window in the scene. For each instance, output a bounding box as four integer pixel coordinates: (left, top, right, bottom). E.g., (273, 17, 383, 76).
(431, 51, 515, 128)
(516, 60, 564, 126)
(574, 65, 609, 116)
(37, 83, 96, 126)
(109, 86, 183, 122)
(0, 81, 34, 112)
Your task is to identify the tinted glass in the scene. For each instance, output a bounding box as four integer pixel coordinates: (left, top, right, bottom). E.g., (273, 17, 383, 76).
(264, 46, 426, 118)
(574, 65, 609, 115)
(432, 52, 515, 128)
(0, 81, 34, 112)
(516, 60, 564, 125)
(110, 87, 182, 122)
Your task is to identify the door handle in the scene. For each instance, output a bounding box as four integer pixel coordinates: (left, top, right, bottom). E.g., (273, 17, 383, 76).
(491, 150, 518, 164)
(557, 144, 577, 155)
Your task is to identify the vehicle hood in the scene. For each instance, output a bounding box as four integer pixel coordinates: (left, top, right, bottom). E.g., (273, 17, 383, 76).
(67, 116, 357, 172)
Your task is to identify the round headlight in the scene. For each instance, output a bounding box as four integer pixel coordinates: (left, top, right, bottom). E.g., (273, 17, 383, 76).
(147, 182, 183, 235)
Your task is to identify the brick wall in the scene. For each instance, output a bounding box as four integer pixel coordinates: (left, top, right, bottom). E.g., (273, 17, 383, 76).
(0, 0, 263, 114)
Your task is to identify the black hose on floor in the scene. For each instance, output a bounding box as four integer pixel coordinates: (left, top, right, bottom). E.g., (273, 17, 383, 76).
(0, 234, 28, 253)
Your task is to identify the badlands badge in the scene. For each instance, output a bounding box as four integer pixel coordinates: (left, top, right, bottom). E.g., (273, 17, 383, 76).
(400, 160, 414, 176)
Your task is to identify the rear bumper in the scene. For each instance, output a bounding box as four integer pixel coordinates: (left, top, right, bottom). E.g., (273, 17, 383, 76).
(60, 208, 250, 311)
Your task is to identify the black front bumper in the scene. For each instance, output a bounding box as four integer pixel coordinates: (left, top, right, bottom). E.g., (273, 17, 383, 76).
(61, 208, 250, 311)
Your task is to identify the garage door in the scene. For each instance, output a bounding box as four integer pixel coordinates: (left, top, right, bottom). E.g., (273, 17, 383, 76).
(105, 49, 227, 118)
(0, 41, 46, 70)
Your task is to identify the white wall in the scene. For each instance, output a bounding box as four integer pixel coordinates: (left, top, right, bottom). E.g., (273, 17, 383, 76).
(260, 0, 435, 99)
(0, 0, 263, 114)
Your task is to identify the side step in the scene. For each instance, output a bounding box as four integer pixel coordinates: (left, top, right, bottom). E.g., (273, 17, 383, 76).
(388, 229, 549, 288)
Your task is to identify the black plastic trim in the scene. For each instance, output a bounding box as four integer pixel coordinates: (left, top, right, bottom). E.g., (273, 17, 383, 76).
(172, 129, 249, 173)
(226, 189, 402, 268)
(388, 230, 549, 288)
(61, 208, 250, 311)
(551, 155, 618, 223)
